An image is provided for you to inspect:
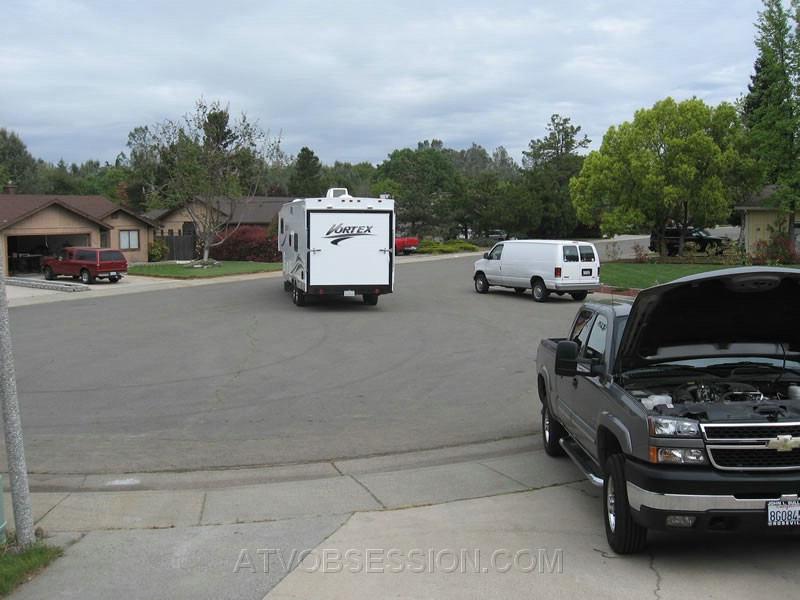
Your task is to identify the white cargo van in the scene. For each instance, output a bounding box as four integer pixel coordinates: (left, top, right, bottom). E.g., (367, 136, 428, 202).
(473, 239, 600, 302)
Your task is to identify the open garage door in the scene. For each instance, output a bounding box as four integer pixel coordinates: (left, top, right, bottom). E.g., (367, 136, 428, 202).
(7, 234, 90, 275)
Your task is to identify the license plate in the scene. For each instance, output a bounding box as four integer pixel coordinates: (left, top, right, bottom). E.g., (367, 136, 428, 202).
(344, 290, 355, 297)
(767, 500, 800, 526)
(110, 272, 117, 276)
(582, 268, 592, 276)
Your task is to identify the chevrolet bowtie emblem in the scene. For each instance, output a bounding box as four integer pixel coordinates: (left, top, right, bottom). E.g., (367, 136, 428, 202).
(766, 435, 800, 452)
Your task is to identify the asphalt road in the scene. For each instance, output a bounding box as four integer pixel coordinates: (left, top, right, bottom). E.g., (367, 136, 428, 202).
(4, 255, 584, 475)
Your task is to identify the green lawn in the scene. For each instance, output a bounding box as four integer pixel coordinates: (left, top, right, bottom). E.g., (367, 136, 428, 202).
(129, 261, 281, 278)
(0, 543, 63, 596)
(600, 262, 800, 290)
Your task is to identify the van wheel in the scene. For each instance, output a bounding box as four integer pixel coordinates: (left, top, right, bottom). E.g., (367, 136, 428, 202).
(532, 280, 549, 302)
(570, 291, 587, 301)
(43, 266, 55, 281)
(514, 288, 525, 294)
(474, 274, 489, 294)
(363, 294, 379, 306)
(604, 454, 648, 554)
(542, 404, 566, 457)
(80, 270, 94, 284)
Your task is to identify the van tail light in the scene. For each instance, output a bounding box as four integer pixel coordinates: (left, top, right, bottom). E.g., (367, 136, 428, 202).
(554, 267, 562, 278)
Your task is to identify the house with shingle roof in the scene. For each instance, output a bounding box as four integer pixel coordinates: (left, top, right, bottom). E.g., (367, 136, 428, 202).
(0, 187, 158, 275)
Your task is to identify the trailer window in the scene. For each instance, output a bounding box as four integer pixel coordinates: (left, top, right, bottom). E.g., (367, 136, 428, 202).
(293, 233, 298, 252)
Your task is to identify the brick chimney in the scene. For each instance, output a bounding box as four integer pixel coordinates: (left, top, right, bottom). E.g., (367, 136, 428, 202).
(3, 181, 17, 194)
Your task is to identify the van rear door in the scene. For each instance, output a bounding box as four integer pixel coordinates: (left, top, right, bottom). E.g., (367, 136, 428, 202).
(577, 244, 599, 284)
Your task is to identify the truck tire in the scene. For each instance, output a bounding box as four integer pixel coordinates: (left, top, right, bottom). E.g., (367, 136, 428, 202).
(108, 276, 120, 283)
(363, 294, 379, 305)
(603, 454, 647, 554)
(474, 273, 489, 294)
(80, 269, 94, 284)
(43, 266, 55, 281)
(532, 280, 549, 302)
(570, 291, 588, 301)
(542, 404, 566, 457)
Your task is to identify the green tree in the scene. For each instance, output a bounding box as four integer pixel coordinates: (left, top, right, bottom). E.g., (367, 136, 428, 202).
(571, 97, 751, 256)
(376, 145, 460, 232)
(0, 129, 43, 193)
(288, 147, 323, 197)
(146, 98, 272, 262)
(742, 0, 800, 243)
(522, 114, 589, 238)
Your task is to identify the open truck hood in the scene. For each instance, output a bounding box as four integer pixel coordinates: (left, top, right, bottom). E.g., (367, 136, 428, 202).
(616, 267, 800, 373)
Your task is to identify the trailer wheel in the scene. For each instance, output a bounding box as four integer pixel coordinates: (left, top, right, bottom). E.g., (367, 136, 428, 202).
(284, 280, 292, 292)
(363, 294, 379, 305)
(293, 282, 306, 306)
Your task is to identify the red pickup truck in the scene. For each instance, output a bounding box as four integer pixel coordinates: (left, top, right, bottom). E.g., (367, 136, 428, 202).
(41, 247, 128, 284)
(394, 235, 419, 255)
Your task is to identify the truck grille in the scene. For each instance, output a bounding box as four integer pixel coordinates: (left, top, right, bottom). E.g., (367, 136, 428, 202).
(701, 423, 800, 471)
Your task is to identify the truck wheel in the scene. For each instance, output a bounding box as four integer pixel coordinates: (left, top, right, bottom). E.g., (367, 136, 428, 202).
(542, 404, 566, 457)
(363, 294, 379, 306)
(603, 454, 647, 554)
(532, 280, 549, 302)
(80, 269, 94, 284)
(43, 266, 55, 281)
(570, 291, 588, 301)
(474, 274, 489, 294)
(108, 276, 120, 283)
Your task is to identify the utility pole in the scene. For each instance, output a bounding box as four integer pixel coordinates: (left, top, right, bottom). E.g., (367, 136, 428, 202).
(0, 252, 35, 547)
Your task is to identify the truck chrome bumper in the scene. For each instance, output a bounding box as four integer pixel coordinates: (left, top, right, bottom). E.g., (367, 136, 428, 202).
(627, 482, 783, 512)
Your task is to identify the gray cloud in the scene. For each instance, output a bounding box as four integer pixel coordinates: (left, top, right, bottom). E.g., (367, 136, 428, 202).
(2, 0, 762, 167)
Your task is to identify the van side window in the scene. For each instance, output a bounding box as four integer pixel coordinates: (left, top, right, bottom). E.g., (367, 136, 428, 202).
(579, 246, 596, 262)
(563, 246, 579, 262)
(488, 244, 503, 260)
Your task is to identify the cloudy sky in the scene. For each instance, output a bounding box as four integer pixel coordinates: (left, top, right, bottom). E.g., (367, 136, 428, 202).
(3, 0, 764, 168)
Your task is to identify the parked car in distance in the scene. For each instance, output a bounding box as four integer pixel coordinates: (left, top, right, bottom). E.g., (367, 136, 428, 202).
(394, 234, 420, 255)
(41, 247, 128, 284)
(649, 226, 731, 256)
(487, 229, 508, 241)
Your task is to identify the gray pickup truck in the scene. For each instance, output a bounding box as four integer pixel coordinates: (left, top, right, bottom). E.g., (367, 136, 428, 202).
(536, 267, 800, 553)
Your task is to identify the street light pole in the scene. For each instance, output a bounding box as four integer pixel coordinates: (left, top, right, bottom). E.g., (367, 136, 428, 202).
(0, 252, 35, 547)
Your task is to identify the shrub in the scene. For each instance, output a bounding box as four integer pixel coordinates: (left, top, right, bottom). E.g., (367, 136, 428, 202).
(209, 226, 281, 262)
(147, 238, 169, 262)
(751, 235, 800, 265)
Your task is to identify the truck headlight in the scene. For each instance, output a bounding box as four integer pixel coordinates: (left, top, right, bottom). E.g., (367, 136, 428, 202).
(650, 447, 707, 464)
(648, 416, 700, 437)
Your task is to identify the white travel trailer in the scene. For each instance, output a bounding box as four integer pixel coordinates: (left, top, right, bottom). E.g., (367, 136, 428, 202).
(278, 188, 395, 306)
(473, 239, 601, 302)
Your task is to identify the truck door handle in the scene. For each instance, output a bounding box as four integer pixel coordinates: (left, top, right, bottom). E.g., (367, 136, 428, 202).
(571, 377, 578, 388)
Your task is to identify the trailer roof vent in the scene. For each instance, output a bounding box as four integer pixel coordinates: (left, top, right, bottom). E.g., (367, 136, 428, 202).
(326, 188, 349, 198)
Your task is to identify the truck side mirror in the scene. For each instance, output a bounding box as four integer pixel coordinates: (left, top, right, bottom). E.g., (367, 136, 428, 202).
(555, 340, 579, 376)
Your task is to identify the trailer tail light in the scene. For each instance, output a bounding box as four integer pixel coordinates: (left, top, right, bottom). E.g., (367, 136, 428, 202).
(554, 267, 562, 278)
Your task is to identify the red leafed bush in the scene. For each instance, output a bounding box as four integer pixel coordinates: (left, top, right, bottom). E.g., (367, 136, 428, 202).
(210, 226, 281, 262)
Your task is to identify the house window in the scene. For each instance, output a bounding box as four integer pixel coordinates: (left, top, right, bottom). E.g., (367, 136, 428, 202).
(120, 230, 140, 250)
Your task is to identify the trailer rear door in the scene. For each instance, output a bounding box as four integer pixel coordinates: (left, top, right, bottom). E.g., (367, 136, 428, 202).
(307, 210, 393, 286)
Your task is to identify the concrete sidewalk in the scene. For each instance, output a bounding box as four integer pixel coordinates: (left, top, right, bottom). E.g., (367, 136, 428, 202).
(8, 437, 800, 600)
